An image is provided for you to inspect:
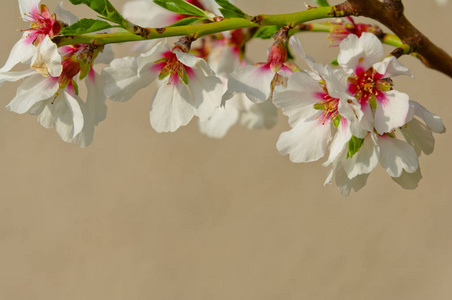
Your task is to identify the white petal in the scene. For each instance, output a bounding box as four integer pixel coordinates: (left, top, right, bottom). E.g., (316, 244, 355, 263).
(392, 168, 423, 190)
(63, 91, 84, 138)
(288, 36, 322, 74)
(0, 69, 37, 87)
(102, 56, 156, 102)
(324, 167, 334, 186)
(322, 67, 350, 99)
(377, 135, 419, 177)
(31, 35, 62, 77)
(356, 102, 374, 134)
(36, 101, 55, 129)
(323, 120, 352, 166)
(55, 2, 79, 25)
(70, 97, 94, 148)
(198, 98, 240, 139)
(277, 113, 332, 163)
(37, 91, 84, 142)
(0, 33, 37, 72)
(400, 118, 434, 156)
(373, 56, 413, 78)
(131, 40, 161, 54)
(227, 65, 275, 103)
(19, 0, 40, 17)
(375, 90, 409, 134)
(95, 45, 115, 65)
(273, 71, 322, 127)
(334, 163, 369, 196)
(240, 98, 277, 130)
(122, 0, 176, 27)
(187, 63, 223, 121)
(150, 82, 195, 132)
(137, 40, 169, 74)
(175, 52, 204, 69)
(338, 33, 384, 73)
(207, 43, 241, 76)
(28, 98, 47, 115)
(342, 134, 379, 179)
(85, 70, 107, 125)
(6, 75, 59, 114)
(411, 101, 446, 133)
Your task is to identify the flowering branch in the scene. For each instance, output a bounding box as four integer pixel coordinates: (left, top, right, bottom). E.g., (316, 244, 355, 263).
(53, 6, 349, 46)
(1, 0, 449, 195)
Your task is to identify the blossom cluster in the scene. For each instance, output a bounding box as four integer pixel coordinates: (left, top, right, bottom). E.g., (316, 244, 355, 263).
(0, 0, 446, 195)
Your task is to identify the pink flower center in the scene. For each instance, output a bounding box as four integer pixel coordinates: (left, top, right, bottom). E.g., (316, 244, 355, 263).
(153, 51, 194, 86)
(347, 67, 391, 108)
(314, 87, 341, 125)
(328, 17, 375, 47)
(23, 4, 61, 45)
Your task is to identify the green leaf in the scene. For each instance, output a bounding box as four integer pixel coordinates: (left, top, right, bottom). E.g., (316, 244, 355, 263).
(253, 26, 280, 39)
(346, 136, 365, 159)
(312, 0, 330, 6)
(69, 0, 125, 25)
(215, 0, 247, 18)
(169, 16, 205, 27)
(61, 18, 115, 35)
(330, 58, 338, 66)
(153, 0, 207, 17)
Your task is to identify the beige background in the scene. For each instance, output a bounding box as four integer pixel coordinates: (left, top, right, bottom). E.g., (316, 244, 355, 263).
(1, 0, 452, 299)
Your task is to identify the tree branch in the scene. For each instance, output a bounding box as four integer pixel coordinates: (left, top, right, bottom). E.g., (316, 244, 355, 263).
(53, 6, 349, 46)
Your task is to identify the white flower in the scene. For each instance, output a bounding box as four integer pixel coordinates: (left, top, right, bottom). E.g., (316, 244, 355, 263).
(226, 33, 297, 103)
(199, 92, 277, 138)
(0, 0, 64, 72)
(198, 30, 277, 138)
(2, 30, 109, 147)
(4, 36, 62, 113)
(102, 39, 223, 132)
(272, 37, 354, 163)
(338, 32, 413, 137)
(30, 85, 85, 144)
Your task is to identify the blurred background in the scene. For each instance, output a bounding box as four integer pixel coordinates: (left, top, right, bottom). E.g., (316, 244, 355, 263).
(1, 0, 451, 299)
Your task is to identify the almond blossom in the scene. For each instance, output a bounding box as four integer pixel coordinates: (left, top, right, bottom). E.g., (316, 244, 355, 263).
(0, 1, 110, 147)
(320, 33, 446, 195)
(226, 28, 298, 104)
(338, 32, 413, 137)
(271, 32, 445, 195)
(102, 39, 223, 132)
(197, 29, 277, 138)
(0, 0, 63, 72)
(3, 35, 108, 147)
(272, 36, 354, 163)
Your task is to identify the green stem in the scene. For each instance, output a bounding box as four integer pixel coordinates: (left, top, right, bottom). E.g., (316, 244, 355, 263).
(53, 6, 348, 46)
(292, 22, 404, 48)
